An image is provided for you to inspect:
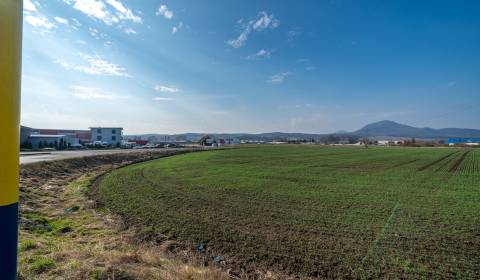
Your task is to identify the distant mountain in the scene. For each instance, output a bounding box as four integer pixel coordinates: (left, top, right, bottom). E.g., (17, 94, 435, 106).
(354, 120, 480, 139)
(125, 120, 480, 142)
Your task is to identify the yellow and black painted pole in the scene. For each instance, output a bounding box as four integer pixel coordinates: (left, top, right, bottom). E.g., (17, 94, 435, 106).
(0, 0, 23, 279)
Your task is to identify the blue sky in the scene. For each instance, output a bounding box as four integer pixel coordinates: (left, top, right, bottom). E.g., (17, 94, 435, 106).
(22, 0, 480, 134)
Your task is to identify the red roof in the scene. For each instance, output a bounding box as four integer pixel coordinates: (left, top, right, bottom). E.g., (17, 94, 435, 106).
(37, 129, 91, 142)
(133, 140, 149, 145)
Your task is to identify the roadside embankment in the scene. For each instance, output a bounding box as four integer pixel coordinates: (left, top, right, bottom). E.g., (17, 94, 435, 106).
(18, 148, 229, 280)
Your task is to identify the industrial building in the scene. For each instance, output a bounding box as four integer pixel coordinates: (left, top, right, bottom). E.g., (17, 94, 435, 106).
(90, 127, 123, 146)
(448, 138, 480, 146)
(28, 134, 73, 149)
(20, 126, 124, 149)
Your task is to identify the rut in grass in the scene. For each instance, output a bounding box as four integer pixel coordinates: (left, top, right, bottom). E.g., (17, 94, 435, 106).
(449, 150, 471, 173)
(417, 151, 459, 171)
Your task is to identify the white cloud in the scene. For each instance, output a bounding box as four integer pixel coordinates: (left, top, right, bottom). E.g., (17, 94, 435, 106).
(447, 81, 457, 87)
(246, 49, 271, 60)
(68, 0, 141, 25)
(306, 66, 316, 71)
(72, 18, 82, 27)
(88, 27, 108, 39)
(106, 0, 142, 23)
(54, 16, 69, 25)
(227, 11, 279, 48)
(55, 53, 130, 77)
(252, 12, 280, 31)
(72, 0, 117, 25)
(155, 85, 179, 93)
(156, 5, 173, 19)
(72, 86, 129, 100)
(287, 29, 301, 41)
(172, 21, 183, 34)
(24, 0, 37, 12)
(124, 27, 137, 34)
(153, 97, 173, 101)
(227, 32, 248, 48)
(25, 15, 55, 30)
(269, 72, 291, 84)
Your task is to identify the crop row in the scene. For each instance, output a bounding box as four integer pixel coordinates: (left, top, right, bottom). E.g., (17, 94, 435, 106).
(456, 150, 480, 174)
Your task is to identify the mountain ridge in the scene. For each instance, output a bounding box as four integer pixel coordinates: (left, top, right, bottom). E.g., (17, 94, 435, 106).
(353, 120, 480, 138)
(125, 120, 480, 141)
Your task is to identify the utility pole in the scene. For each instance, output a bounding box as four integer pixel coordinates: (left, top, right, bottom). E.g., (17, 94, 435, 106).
(0, 1, 23, 279)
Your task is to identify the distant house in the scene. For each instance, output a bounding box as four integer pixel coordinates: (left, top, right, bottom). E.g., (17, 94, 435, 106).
(90, 127, 123, 146)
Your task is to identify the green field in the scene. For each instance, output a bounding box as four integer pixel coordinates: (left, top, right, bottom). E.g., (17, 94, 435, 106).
(96, 146, 480, 278)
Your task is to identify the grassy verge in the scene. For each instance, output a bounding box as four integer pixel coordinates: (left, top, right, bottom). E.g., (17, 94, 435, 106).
(18, 150, 229, 280)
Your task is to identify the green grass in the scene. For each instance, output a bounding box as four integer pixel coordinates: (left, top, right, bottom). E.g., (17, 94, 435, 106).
(29, 256, 56, 274)
(96, 146, 480, 278)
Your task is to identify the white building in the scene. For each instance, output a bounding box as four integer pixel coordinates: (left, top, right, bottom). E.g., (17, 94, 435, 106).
(28, 134, 78, 149)
(90, 127, 123, 146)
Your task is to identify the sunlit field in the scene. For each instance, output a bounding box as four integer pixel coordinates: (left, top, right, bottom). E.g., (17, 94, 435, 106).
(96, 146, 480, 278)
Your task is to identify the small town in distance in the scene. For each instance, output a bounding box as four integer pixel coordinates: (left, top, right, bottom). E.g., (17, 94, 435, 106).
(20, 120, 480, 151)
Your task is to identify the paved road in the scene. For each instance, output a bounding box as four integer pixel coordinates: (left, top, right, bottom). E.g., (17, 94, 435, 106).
(20, 149, 170, 164)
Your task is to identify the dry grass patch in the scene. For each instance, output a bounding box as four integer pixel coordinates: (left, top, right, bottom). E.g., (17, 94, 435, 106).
(18, 151, 232, 280)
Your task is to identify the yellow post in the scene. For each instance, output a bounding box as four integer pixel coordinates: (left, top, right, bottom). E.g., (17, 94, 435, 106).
(0, 0, 23, 279)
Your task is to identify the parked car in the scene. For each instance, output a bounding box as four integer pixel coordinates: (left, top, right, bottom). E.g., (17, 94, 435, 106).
(70, 143, 84, 149)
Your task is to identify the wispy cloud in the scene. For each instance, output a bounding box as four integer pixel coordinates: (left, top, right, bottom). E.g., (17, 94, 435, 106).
(55, 53, 130, 77)
(297, 58, 316, 71)
(155, 85, 179, 93)
(124, 27, 137, 34)
(227, 11, 279, 48)
(156, 5, 173, 19)
(25, 15, 56, 30)
(24, 1, 56, 31)
(172, 21, 183, 34)
(72, 86, 129, 100)
(54, 16, 73, 30)
(153, 97, 174, 101)
(72, 18, 82, 27)
(212, 111, 229, 115)
(67, 0, 141, 25)
(106, 0, 142, 23)
(269, 72, 291, 84)
(447, 81, 457, 87)
(71, 0, 117, 25)
(89, 27, 108, 39)
(246, 49, 271, 60)
(287, 28, 301, 41)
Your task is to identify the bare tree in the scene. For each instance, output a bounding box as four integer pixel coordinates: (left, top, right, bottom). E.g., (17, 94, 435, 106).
(363, 137, 370, 149)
